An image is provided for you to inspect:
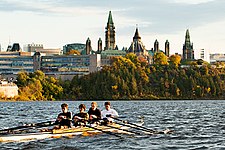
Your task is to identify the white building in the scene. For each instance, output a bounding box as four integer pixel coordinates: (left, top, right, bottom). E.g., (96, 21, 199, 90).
(0, 81, 18, 99)
(210, 53, 225, 64)
(24, 43, 61, 56)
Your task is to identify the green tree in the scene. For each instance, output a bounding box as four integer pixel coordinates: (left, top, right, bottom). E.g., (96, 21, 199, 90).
(17, 71, 29, 87)
(153, 52, 168, 65)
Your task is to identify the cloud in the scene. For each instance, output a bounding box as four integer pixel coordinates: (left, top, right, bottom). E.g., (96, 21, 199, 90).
(172, 0, 215, 5)
(111, 0, 225, 35)
(0, 0, 225, 52)
(40, 0, 225, 36)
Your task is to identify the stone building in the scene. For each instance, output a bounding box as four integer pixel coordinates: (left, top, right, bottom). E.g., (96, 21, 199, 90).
(183, 29, 194, 60)
(104, 11, 116, 50)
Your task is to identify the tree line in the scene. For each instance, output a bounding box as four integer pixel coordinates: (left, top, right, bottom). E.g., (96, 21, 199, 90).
(16, 52, 225, 100)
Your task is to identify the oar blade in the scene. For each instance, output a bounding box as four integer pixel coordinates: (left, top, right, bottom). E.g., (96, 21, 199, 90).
(85, 124, 123, 138)
(0, 120, 56, 134)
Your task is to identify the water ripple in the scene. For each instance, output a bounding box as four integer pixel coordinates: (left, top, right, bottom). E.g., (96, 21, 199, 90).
(0, 100, 225, 150)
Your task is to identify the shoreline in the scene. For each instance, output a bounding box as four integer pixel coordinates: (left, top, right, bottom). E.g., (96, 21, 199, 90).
(1, 98, 225, 102)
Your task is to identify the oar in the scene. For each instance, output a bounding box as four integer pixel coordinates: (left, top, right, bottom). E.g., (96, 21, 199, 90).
(0, 120, 55, 133)
(114, 121, 155, 134)
(85, 124, 122, 138)
(112, 117, 157, 134)
(105, 123, 141, 135)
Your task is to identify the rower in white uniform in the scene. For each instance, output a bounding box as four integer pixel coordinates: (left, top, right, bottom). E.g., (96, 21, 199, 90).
(101, 101, 119, 124)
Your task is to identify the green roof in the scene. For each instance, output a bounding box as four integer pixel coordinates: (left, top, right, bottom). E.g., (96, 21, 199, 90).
(108, 11, 114, 24)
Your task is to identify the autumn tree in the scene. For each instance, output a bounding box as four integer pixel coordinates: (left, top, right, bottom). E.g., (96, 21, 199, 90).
(17, 70, 63, 100)
(153, 52, 168, 65)
(66, 49, 80, 55)
(169, 54, 181, 67)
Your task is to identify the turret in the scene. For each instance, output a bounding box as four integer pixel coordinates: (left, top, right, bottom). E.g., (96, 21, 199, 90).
(154, 39, 159, 53)
(86, 37, 92, 55)
(165, 40, 170, 57)
(97, 38, 102, 53)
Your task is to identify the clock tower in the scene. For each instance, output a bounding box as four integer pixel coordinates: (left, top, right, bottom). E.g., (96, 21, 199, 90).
(105, 11, 116, 50)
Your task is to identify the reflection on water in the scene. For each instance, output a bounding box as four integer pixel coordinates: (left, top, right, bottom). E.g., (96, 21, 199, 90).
(0, 100, 225, 150)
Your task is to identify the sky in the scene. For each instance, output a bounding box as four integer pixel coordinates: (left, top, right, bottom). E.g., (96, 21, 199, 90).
(0, 0, 225, 58)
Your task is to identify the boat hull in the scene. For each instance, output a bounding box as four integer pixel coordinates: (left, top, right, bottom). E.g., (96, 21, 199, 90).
(0, 124, 128, 142)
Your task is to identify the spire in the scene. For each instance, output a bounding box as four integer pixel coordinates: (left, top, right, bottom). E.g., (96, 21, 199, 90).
(183, 29, 194, 60)
(185, 29, 190, 43)
(108, 11, 114, 24)
(186, 29, 190, 36)
(105, 11, 116, 50)
(133, 25, 141, 40)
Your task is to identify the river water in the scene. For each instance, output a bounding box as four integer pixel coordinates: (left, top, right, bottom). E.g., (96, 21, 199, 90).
(0, 100, 225, 150)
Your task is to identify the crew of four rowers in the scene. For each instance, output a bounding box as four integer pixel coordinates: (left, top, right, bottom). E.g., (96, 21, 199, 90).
(55, 101, 119, 129)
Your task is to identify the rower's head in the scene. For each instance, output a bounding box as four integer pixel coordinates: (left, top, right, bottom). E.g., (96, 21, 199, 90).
(79, 104, 86, 112)
(104, 101, 111, 111)
(91, 102, 97, 110)
(61, 103, 68, 113)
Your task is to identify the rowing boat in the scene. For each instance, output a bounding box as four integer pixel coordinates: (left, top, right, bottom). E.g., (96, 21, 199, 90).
(0, 123, 132, 142)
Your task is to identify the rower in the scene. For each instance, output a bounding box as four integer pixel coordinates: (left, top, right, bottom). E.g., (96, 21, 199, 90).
(101, 102, 119, 125)
(55, 103, 72, 129)
(88, 102, 101, 124)
(73, 104, 89, 127)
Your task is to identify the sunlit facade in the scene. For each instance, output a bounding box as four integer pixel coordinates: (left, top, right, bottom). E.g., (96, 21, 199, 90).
(0, 52, 34, 75)
(0, 51, 101, 81)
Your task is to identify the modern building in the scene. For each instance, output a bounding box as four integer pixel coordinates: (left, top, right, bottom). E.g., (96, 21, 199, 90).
(0, 51, 100, 81)
(198, 49, 210, 62)
(40, 54, 101, 80)
(40, 48, 61, 56)
(0, 52, 34, 80)
(210, 53, 225, 64)
(0, 52, 34, 74)
(23, 43, 61, 56)
(23, 43, 44, 52)
(200, 49, 205, 60)
(63, 43, 86, 54)
(183, 29, 194, 60)
(101, 50, 126, 66)
(7, 43, 22, 52)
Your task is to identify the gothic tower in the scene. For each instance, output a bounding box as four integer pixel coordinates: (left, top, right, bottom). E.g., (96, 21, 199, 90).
(97, 38, 102, 53)
(154, 39, 159, 53)
(183, 29, 194, 60)
(105, 11, 116, 50)
(133, 27, 141, 43)
(86, 37, 92, 55)
(128, 26, 148, 56)
(165, 40, 170, 57)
